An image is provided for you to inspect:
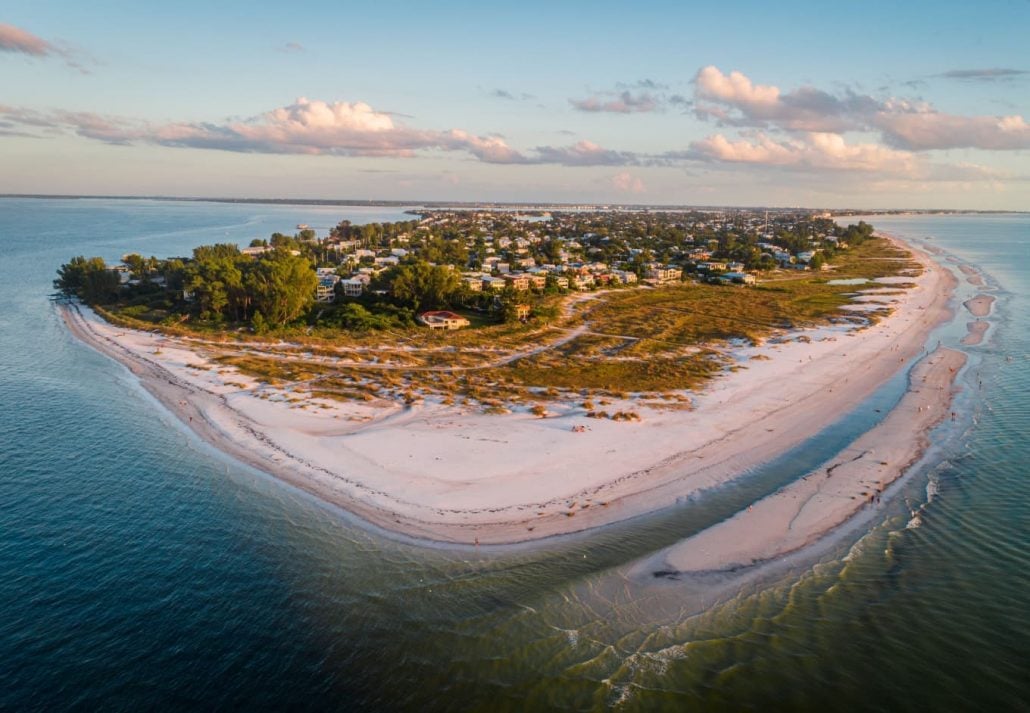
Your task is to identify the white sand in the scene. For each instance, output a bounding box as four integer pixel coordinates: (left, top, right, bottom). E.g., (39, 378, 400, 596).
(963, 295, 995, 317)
(637, 348, 966, 576)
(61, 235, 956, 545)
(961, 320, 990, 346)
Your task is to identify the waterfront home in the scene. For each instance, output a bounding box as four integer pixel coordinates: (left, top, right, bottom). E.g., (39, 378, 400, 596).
(719, 271, 757, 286)
(503, 273, 531, 291)
(645, 265, 684, 284)
(526, 273, 547, 290)
(316, 274, 341, 302)
(417, 310, 471, 330)
(241, 245, 272, 257)
(341, 275, 369, 297)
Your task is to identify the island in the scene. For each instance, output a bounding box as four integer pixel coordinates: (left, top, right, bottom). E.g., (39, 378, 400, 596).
(54, 209, 961, 555)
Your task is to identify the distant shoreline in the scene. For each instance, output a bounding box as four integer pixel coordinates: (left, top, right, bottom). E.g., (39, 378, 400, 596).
(7, 194, 1027, 215)
(58, 233, 967, 552)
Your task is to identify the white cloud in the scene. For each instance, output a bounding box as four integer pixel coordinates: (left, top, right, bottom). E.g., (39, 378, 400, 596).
(686, 130, 1001, 182)
(610, 171, 646, 193)
(693, 66, 1030, 150)
(570, 90, 660, 114)
(0, 99, 645, 167)
(0, 23, 53, 56)
(0, 22, 92, 72)
(873, 103, 1030, 150)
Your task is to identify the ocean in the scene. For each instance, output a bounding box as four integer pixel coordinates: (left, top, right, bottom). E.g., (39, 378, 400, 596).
(0, 199, 1026, 711)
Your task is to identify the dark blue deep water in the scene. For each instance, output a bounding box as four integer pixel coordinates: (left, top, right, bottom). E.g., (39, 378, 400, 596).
(0, 200, 1027, 711)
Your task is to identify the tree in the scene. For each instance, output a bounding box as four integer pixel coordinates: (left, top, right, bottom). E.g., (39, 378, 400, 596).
(385, 261, 460, 311)
(122, 253, 146, 279)
(55, 256, 121, 303)
(246, 249, 318, 326)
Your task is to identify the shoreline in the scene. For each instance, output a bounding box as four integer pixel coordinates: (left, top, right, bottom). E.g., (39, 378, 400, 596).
(59, 234, 958, 547)
(634, 347, 967, 578)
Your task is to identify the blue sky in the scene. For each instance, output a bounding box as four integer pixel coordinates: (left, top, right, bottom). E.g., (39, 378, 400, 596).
(2, 1, 1028, 208)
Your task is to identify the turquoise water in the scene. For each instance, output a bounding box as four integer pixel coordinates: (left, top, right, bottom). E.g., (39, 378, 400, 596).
(1, 200, 1026, 710)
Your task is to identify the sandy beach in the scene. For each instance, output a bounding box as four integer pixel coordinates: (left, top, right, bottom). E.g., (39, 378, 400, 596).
(60, 235, 957, 546)
(636, 347, 966, 577)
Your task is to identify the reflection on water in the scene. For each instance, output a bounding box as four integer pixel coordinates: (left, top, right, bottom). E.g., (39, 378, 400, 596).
(0, 202, 1026, 710)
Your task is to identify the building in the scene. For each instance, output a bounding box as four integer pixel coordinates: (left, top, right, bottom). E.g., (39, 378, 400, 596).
(719, 271, 757, 286)
(526, 274, 547, 290)
(340, 276, 369, 297)
(316, 274, 340, 302)
(645, 265, 683, 284)
(502, 273, 530, 291)
(417, 310, 471, 330)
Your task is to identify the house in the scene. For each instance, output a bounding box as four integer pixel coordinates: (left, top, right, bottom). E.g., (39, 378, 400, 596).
(417, 310, 470, 330)
(340, 275, 369, 297)
(645, 265, 683, 284)
(482, 276, 507, 291)
(316, 274, 341, 302)
(514, 304, 531, 321)
(570, 274, 594, 290)
(462, 276, 483, 292)
(502, 273, 530, 291)
(727, 261, 746, 272)
(719, 271, 757, 286)
(241, 245, 272, 257)
(526, 273, 547, 290)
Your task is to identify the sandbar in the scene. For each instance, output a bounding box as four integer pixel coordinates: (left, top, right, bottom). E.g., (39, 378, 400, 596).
(636, 348, 966, 577)
(962, 320, 990, 346)
(964, 295, 995, 317)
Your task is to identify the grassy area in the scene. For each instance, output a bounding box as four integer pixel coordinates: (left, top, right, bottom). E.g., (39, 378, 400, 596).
(100, 236, 919, 410)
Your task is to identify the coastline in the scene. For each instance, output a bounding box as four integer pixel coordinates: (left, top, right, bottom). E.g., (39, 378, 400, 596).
(634, 347, 967, 578)
(59, 233, 958, 546)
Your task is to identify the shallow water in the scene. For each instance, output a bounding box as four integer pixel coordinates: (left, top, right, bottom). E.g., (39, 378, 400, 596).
(0, 201, 1026, 710)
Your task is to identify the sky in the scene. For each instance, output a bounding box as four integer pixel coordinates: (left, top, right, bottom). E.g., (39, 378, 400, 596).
(1, 0, 1028, 208)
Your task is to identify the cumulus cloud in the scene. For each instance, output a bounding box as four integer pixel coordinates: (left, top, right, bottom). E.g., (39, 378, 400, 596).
(0, 98, 645, 167)
(873, 101, 1030, 150)
(693, 65, 876, 132)
(686, 131, 917, 174)
(0, 22, 90, 72)
(610, 171, 646, 193)
(693, 65, 1030, 151)
(684, 130, 1001, 182)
